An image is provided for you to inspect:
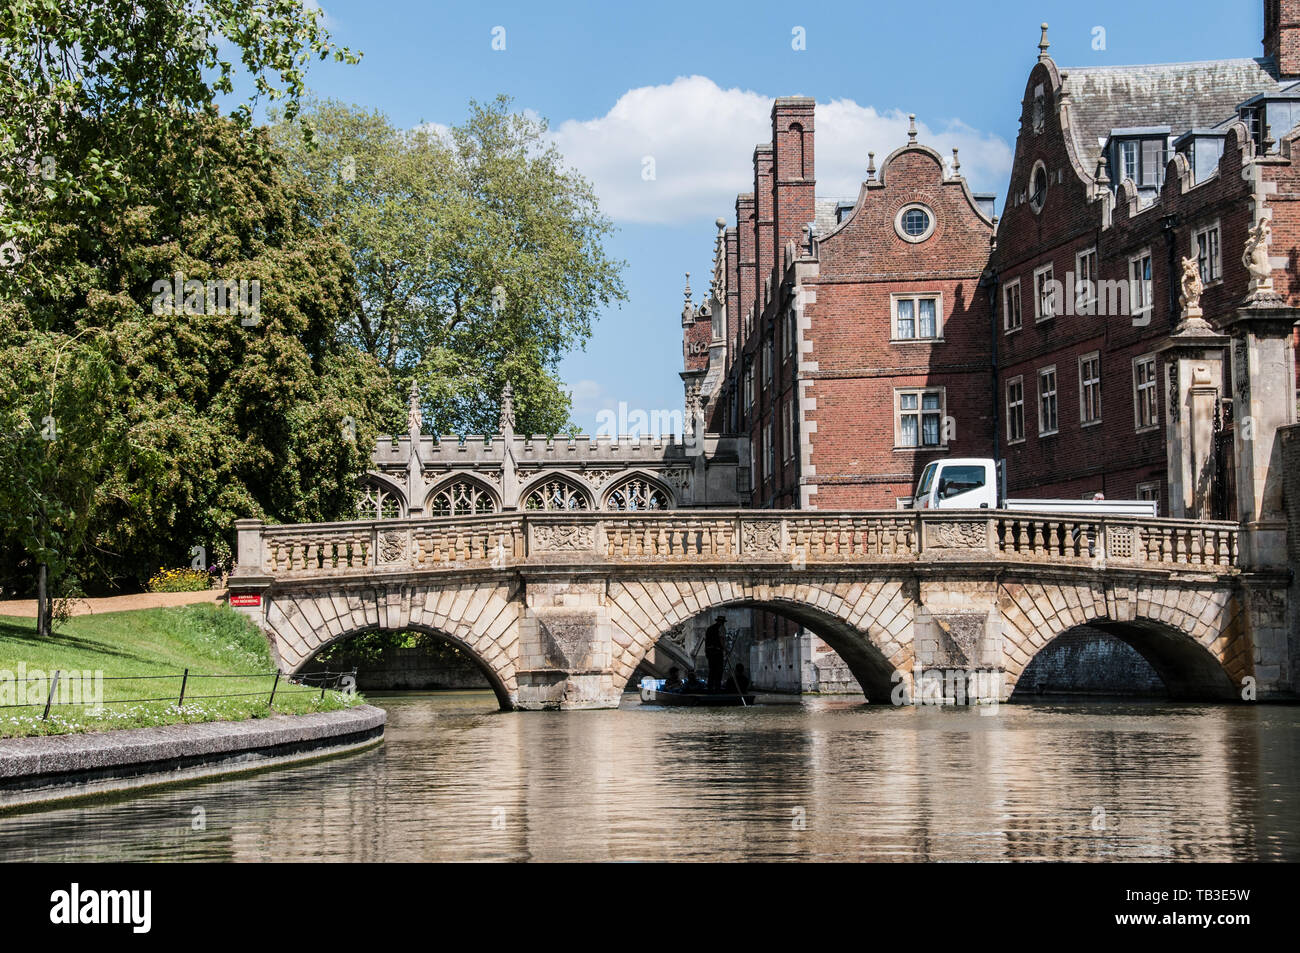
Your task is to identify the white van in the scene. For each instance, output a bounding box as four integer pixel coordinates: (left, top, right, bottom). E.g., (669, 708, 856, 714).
(911, 458, 1158, 517)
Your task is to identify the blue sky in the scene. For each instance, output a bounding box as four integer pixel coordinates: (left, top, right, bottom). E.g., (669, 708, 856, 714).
(292, 0, 1263, 433)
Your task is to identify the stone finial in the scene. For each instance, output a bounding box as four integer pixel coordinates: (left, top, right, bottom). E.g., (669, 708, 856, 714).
(715, 216, 727, 231)
(907, 114, 918, 143)
(498, 382, 515, 435)
(407, 379, 423, 437)
(1243, 218, 1274, 297)
(867, 151, 876, 181)
(951, 147, 961, 175)
(1038, 22, 1050, 60)
(1095, 156, 1110, 186)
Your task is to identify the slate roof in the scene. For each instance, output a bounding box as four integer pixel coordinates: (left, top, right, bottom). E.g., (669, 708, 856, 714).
(1060, 57, 1282, 171)
(813, 199, 843, 237)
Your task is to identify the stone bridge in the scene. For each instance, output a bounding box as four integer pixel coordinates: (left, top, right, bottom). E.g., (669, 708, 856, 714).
(226, 510, 1292, 709)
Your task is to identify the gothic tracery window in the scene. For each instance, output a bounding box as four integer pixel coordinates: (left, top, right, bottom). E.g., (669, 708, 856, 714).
(355, 481, 403, 519)
(523, 477, 591, 511)
(605, 477, 670, 511)
(429, 479, 497, 517)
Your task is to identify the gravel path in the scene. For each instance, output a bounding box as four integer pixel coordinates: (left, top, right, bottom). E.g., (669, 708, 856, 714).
(0, 589, 228, 619)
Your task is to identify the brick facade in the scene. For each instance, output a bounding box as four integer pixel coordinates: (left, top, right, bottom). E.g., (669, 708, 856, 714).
(677, 0, 1300, 690)
(684, 1, 1300, 520)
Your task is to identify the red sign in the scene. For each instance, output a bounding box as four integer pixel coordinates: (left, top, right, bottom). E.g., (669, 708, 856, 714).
(230, 593, 262, 607)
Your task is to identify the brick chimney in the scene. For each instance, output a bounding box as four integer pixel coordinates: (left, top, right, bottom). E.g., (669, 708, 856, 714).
(752, 145, 775, 310)
(1265, 0, 1300, 77)
(725, 226, 740, 355)
(771, 97, 816, 258)
(735, 192, 756, 349)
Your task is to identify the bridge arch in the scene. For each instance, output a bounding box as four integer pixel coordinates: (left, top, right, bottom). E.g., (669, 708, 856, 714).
(261, 580, 523, 709)
(605, 576, 913, 702)
(304, 623, 515, 710)
(999, 580, 1243, 701)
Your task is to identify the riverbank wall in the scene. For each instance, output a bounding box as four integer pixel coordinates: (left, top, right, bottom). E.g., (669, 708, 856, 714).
(0, 705, 385, 810)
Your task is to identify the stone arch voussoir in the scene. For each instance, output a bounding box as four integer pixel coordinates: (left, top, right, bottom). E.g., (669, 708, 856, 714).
(263, 579, 522, 709)
(606, 575, 913, 702)
(1000, 578, 1239, 701)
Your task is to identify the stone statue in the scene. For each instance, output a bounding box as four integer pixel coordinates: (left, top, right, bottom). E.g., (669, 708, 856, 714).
(1179, 256, 1203, 318)
(407, 380, 422, 436)
(1242, 219, 1273, 294)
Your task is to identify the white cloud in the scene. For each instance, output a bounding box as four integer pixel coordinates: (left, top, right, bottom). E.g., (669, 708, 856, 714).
(550, 76, 1013, 226)
(568, 378, 605, 418)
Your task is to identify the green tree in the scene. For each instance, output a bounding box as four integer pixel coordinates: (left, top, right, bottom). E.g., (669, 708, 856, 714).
(0, 332, 126, 635)
(0, 2, 390, 609)
(0, 0, 358, 319)
(270, 96, 627, 436)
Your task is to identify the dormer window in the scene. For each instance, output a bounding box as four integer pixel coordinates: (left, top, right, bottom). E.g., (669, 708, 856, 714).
(1174, 130, 1227, 185)
(1238, 95, 1300, 154)
(1241, 106, 1263, 146)
(1106, 130, 1169, 195)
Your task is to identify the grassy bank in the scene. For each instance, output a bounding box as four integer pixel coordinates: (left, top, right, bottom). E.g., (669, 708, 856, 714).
(0, 604, 360, 738)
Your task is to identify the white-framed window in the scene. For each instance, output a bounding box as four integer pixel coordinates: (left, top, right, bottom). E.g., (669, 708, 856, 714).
(1193, 221, 1221, 285)
(1034, 263, 1056, 321)
(1038, 366, 1058, 435)
(743, 365, 753, 414)
(1004, 278, 1022, 332)
(762, 338, 773, 387)
(896, 388, 945, 448)
(894, 203, 935, 243)
(1029, 160, 1048, 212)
(763, 419, 775, 478)
(782, 398, 795, 462)
(1120, 140, 1139, 183)
(1075, 246, 1098, 314)
(892, 293, 942, 340)
(1133, 353, 1158, 431)
(1137, 481, 1161, 515)
(1006, 375, 1025, 444)
(787, 309, 798, 359)
(1129, 250, 1153, 316)
(1079, 351, 1101, 425)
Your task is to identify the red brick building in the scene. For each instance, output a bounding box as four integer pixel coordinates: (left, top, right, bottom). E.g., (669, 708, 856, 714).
(678, 0, 1300, 691)
(684, 0, 1300, 523)
(992, 9, 1300, 517)
(682, 101, 998, 513)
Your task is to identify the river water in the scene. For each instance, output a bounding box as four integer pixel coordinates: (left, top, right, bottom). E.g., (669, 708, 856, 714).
(4, 692, 1298, 862)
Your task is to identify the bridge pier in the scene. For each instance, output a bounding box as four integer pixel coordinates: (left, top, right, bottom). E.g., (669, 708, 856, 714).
(515, 579, 623, 710)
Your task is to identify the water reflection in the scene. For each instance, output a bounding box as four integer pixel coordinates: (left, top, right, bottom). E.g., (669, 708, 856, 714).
(2, 693, 1297, 862)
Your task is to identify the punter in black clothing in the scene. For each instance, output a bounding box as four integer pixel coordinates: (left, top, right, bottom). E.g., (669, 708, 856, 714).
(731, 663, 751, 695)
(704, 616, 726, 691)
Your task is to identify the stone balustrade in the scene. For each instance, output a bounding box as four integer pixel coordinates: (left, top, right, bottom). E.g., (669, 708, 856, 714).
(232, 510, 1240, 581)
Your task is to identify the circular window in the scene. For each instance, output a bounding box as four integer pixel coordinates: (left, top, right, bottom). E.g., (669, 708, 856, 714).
(1029, 160, 1048, 213)
(894, 202, 935, 243)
